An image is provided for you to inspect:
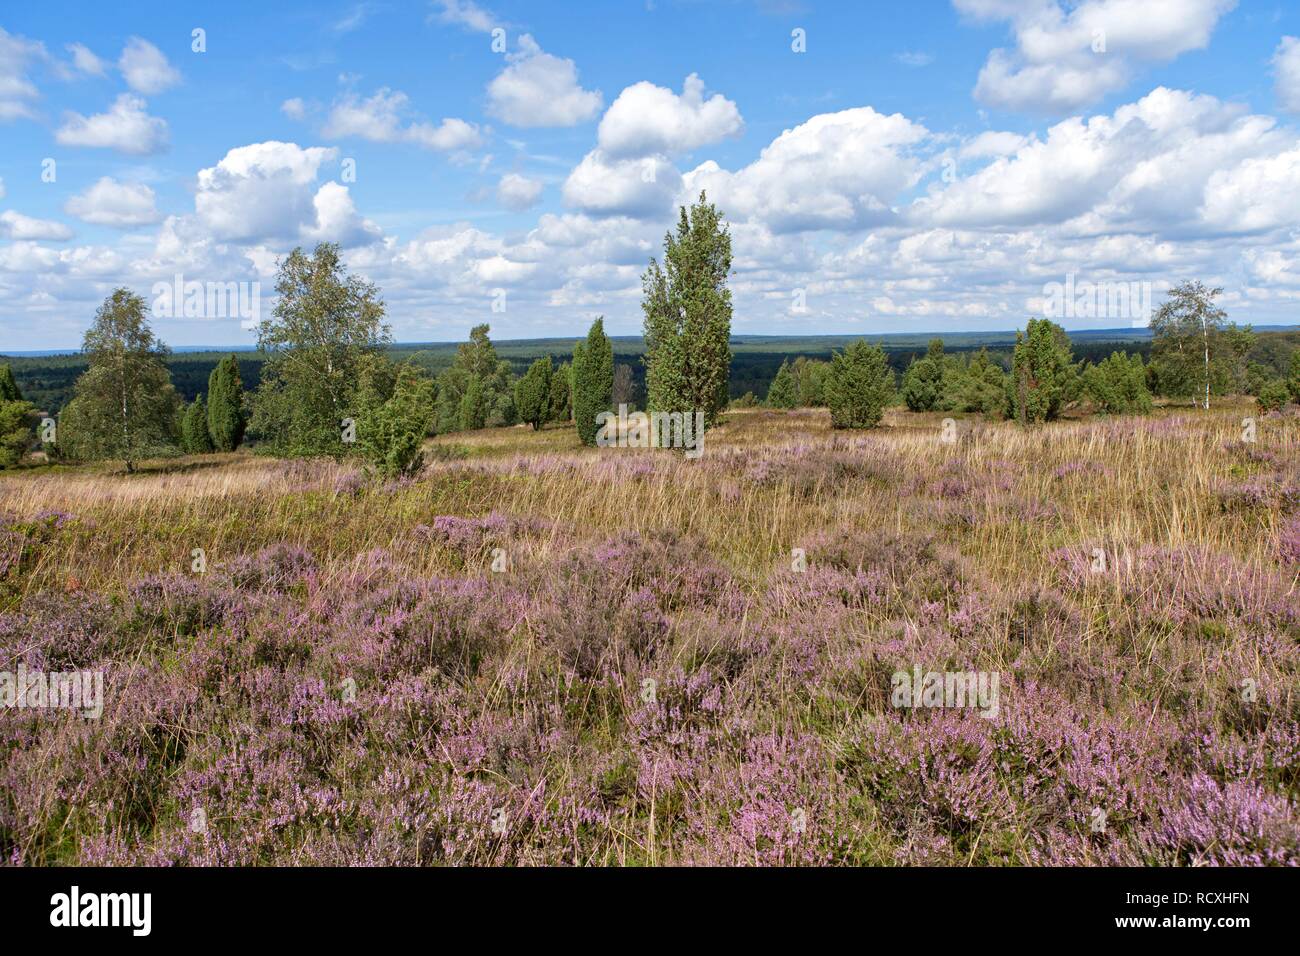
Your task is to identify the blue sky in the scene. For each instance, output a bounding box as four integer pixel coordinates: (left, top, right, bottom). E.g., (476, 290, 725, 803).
(1, 0, 1299, 349)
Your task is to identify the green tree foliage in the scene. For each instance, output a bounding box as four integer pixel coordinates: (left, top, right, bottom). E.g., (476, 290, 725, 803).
(64, 289, 182, 471)
(250, 244, 390, 457)
(572, 318, 613, 445)
(514, 357, 554, 430)
(791, 356, 828, 407)
(0, 364, 37, 468)
(1257, 379, 1291, 413)
(825, 340, 893, 429)
(0, 365, 22, 402)
(1082, 351, 1153, 414)
(434, 324, 516, 433)
(1149, 281, 1252, 409)
(458, 376, 486, 432)
(1288, 350, 1300, 404)
(766, 360, 797, 408)
(0, 401, 37, 468)
(206, 354, 246, 452)
(356, 362, 435, 477)
(945, 348, 1008, 417)
(181, 394, 214, 453)
(641, 192, 732, 426)
(901, 338, 948, 412)
(1011, 318, 1077, 424)
(549, 361, 572, 422)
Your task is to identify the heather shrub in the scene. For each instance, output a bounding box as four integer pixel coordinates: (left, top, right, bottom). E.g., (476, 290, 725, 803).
(1280, 515, 1300, 564)
(1152, 774, 1298, 865)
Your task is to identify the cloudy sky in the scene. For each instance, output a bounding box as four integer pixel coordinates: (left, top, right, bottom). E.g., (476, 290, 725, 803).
(1, 0, 1299, 349)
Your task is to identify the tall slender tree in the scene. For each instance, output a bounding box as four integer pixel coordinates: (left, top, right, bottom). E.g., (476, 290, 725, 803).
(641, 192, 732, 427)
(206, 354, 246, 451)
(572, 318, 613, 446)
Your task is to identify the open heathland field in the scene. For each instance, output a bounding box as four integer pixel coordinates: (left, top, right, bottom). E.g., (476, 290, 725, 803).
(2, 401, 1297, 865)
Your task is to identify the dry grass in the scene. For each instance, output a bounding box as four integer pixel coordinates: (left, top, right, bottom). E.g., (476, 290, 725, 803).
(3, 399, 1291, 597)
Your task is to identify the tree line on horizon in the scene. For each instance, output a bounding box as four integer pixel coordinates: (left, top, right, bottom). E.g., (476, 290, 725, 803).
(3, 195, 1300, 474)
(761, 282, 1300, 423)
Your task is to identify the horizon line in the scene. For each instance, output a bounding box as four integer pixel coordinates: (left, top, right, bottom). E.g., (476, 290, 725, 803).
(6, 324, 1300, 358)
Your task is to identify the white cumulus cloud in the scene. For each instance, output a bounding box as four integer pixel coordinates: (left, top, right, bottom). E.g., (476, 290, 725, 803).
(957, 0, 1235, 114)
(563, 150, 683, 218)
(194, 141, 379, 245)
(55, 94, 169, 154)
(66, 42, 107, 76)
(1274, 36, 1300, 114)
(597, 74, 743, 158)
(487, 34, 602, 128)
(497, 172, 544, 210)
(682, 106, 930, 233)
(0, 27, 45, 121)
(0, 210, 74, 241)
(65, 177, 160, 227)
(323, 88, 483, 151)
(118, 36, 181, 95)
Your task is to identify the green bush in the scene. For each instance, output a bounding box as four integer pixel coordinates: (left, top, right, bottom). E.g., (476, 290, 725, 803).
(901, 339, 946, 412)
(357, 363, 435, 477)
(181, 395, 214, 453)
(766, 360, 797, 408)
(1082, 351, 1152, 414)
(1257, 379, 1291, 413)
(514, 357, 554, 431)
(825, 340, 893, 429)
(945, 348, 1007, 417)
(1011, 318, 1077, 424)
(549, 361, 572, 422)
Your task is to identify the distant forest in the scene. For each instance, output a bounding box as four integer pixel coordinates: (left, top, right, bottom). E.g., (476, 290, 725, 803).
(6, 329, 1299, 414)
